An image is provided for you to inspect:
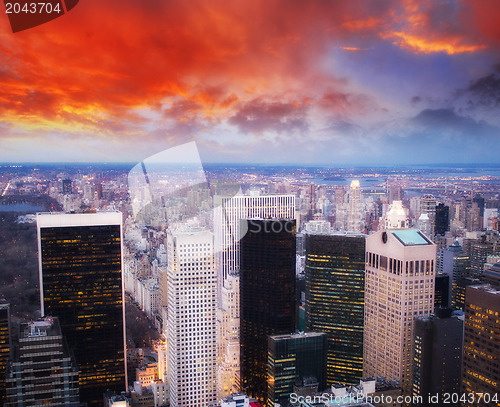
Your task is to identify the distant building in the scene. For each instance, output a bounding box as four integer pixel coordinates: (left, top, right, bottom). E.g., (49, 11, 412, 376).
(62, 178, 72, 195)
(95, 182, 103, 199)
(305, 233, 365, 385)
(302, 219, 331, 234)
(384, 201, 408, 230)
(389, 185, 404, 204)
(347, 180, 363, 233)
(462, 285, 500, 407)
(440, 242, 470, 310)
(240, 219, 296, 403)
(420, 195, 436, 236)
(412, 308, 463, 406)
(267, 331, 328, 405)
(5, 317, 79, 406)
(435, 203, 449, 236)
(363, 229, 436, 394)
(470, 240, 496, 279)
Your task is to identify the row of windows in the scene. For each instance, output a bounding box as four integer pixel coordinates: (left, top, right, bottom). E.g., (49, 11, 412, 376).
(366, 252, 434, 276)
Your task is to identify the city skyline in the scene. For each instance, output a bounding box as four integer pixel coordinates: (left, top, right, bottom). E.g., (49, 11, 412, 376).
(0, 1, 499, 165)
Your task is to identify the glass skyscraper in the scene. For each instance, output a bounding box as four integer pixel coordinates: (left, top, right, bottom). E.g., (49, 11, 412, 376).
(240, 218, 296, 403)
(305, 233, 365, 386)
(37, 212, 126, 407)
(0, 303, 11, 401)
(267, 331, 327, 406)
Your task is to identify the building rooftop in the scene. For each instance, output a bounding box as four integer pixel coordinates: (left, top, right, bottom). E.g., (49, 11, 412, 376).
(391, 229, 432, 246)
(469, 284, 500, 295)
(270, 331, 327, 340)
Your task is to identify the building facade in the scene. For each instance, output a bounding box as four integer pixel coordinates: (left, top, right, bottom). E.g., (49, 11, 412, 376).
(37, 212, 127, 406)
(5, 317, 80, 406)
(267, 331, 327, 406)
(363, 229, 436, 394)
(166, 229, 217, 407)
(412, 308, 463, 406)
(462, 285, 500, 407)
(240, 219, 296, 402)
(0, 303, 11, 401)
(305, 233, 365, 385)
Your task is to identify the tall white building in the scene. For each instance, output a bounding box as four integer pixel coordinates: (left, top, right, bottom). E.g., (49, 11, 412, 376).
(166, 230, 217, 406)
(213, 193, 295, 399)
(364, 229, 436, 394)
(347, 180, 363, 233)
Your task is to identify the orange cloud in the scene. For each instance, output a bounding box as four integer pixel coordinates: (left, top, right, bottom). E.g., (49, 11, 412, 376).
(385, 31, 486, 54)
(341, 46, 366, 51)
(341, 17, 381, 31)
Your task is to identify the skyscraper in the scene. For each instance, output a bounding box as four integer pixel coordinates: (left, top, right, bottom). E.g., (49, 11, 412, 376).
(62, 179, 72, 195)
(240, 219, 296, 403)
(440, 242, 470, 311)
(420, 195, 436, 237)
(434, 273, 450, 308)
(305, 233, 365, 385)
(434, 203, 449, 237)
(412, 308, 463, 407)
(462, 285, 500, 407)
(5, 317, 80, 406)
(214, 194, 295, 399)
(166, 229, 217, 407)
(363, 229, 436, 394)
(347, 180, 363, 233)
(0, 303, 11, 401)
(267, 331, 327, 406)
(37, 212, 126, 406)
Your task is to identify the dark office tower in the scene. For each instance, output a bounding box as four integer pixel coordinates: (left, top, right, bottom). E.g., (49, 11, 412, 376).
(95, 182, 103, 199)
(435, 203, 449, 236)
(267, 332, 327, 406)
(434, 273, 450, 308)
(441, 242, 470, 310)
(462, 285, 500, 407)
(0, 303, 11, 401)
(305, 233, 365, 386)
(412, 308, 463, 407)
(62, 179, 72, 194)
(240, 219, 296, 403)
(5, 317, 80, 406)
(37, 212, 126, 407)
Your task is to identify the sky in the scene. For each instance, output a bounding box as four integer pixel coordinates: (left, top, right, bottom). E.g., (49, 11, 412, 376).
(0, 0, 499, 166)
